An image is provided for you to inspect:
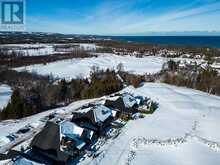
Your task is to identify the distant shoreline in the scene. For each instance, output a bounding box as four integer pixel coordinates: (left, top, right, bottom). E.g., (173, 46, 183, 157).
(106, 36, 220, 48)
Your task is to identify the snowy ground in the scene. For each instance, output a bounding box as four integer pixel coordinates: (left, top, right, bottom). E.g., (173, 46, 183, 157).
(1, 83, 220, 165)
(85, 83, 220, 165)
(0, 43, 98, 56)
(15, 54, 167, 79)
(0, 98, 98, 137)
(211, 63, 220, 73)
(0, 84, 12, 111)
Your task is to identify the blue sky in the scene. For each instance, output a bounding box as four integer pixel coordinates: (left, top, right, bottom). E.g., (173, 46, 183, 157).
(26, 0, 220, 35)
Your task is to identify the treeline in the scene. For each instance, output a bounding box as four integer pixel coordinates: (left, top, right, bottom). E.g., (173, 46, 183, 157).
(0, 68, 123, 120)
(95, 40, 220, 58)
(117, 60, 220, 96)
(160, 60, 220, 95)
(0, 32, 96, 44)
(1, 32, 220, 58)
(119, 72, 145, 88)
(0, 49, 94, 68)
(0, 89, 41, 119)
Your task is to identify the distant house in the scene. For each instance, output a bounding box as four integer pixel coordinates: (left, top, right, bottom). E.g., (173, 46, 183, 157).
(72, 105, 113, 135)
(195, 54, 202, 59)
(104, 93, 138, 117)
(30, 121, 93, 164)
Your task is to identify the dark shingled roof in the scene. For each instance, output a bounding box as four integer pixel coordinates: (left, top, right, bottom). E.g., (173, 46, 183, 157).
(30, 121, 69, 163)
(104, 96, 138, 115)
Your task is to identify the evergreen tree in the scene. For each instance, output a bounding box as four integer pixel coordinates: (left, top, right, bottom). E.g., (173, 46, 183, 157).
(59, 79, 68, 102)
(0, 89, 23, 119)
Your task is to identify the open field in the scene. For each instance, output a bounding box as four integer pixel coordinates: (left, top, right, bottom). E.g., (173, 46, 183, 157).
(15, 54, 167, 79)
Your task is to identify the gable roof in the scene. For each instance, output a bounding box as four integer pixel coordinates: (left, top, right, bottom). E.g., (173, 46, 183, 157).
(30, 121, 87, 162)
(60, 121, 86, 150)
(122, 94, 137, 108)
(31, 121, 60, 152)
(60, 121, 84, 138)
(73, 105, 112, 125)
(30, 121, 68, 162)
(135, 96, 145, 105)
(105, 94, 138, 114)
(93, 105, 112, 123)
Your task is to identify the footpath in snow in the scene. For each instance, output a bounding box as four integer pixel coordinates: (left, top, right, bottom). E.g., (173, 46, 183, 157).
(88, 83, 220, 165)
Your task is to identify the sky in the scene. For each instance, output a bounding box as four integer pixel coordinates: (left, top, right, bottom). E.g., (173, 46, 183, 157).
(26, 0, 220, 35)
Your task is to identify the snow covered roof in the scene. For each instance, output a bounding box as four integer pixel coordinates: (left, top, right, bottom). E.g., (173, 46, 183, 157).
(60, 121, 84, 138)
(135, 96, 144, 105)
(106, 96, 120, 101)
(93, 105, 112, 123)
(0, 136, 10, 147)
(211, 63, 220, 69)
(14, 157, 44, 165)
(78, 107, 93, 113)
(60, 121, 86, 150)
(74, 139, 86, 150)
(112, 110, 117, 117)
(122, 94, 137, 108)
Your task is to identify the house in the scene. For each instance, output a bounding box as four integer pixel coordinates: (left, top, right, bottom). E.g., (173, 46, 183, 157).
(135, 96, 145, 106)
(30, 121, 93, 164)
(104, 93, 138, 117)
(72, 105, 113, 135)
(195, 54, 202, 59)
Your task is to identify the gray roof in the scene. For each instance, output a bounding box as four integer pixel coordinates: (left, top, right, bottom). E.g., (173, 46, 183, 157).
(60, 121, 86, 150)
(104, 94, 138, 114)
(30, 121, 86, 162)
(31, 121, 60, 152)
(122, 94, 137, 108)
(60, 121, 84, 138)
(13, 157, 43, 165)
(93, 105, 112, 123)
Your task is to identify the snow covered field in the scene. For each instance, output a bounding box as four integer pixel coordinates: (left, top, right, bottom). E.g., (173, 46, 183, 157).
(87, 83, 220, 165)
(0, 44, 58, 56)
(0, 43, 98, 56)
(0, 84, 12, 111)
(15, 54, 167, 79)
